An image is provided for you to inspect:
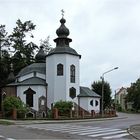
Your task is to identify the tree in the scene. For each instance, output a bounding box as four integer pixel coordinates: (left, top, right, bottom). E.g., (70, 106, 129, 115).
(126, 78, 140, 112)
(0, 25, 11, 89)
(3, 96, 27, 118)
(40, 36, 52, 54)
(9, 19, 37, 75)
(0, 50, 11, 88)
(91, 80, 112, 110)
(0, 25, 10, 59)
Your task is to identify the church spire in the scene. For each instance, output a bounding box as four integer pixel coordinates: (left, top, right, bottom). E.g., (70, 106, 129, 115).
(54, 10, 72, 47)
(7, 63, 15, 83)
(35, 46, 46, 63)
(47, 11, 81, 58)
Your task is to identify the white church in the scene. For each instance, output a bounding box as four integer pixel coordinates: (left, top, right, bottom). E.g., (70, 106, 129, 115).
(4, 15, 100, 118)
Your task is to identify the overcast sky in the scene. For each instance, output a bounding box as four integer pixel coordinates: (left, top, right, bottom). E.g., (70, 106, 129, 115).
(1, 0, 140, 95)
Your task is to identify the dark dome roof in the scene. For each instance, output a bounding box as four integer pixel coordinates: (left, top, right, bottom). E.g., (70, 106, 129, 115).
(47, 46, 81, 58)
(17, 63, 46, 77)
(35, 46, 46, 62)
(56, 18, 70, 37)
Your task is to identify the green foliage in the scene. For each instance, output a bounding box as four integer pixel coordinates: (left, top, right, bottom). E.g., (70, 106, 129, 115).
(40, 36, 52, 54)
(126, 78, 140, 112)
(3, 96, 27, 118)
(0, 51, 11, 88)
(115, 103, 122, 111)
(54, 100, 73, 116)
(0, 24, 10, 53)
(9, 19, 38, 75)
(91, 80, 112, 110)
(0, 20, 38, 87)
(0, 120, 14, 125)
(0, 25, 11, 88)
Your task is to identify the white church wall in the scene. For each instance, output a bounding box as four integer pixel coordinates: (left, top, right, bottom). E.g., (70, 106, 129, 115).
(46, 54, 80, 109)
(46, 55, 55, 108)
(54, 54, 67, 102)
(79, 97, 100, 113)
(79, 97, 89, 111)
(17, 85, 46, 111)
(88, 98, 100, 113)
(65, 54, 80, 104)
(18, 73, 33, 82)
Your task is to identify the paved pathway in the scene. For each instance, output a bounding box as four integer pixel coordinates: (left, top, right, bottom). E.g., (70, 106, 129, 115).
(21, 123, 130, 139)
(129, 124, 140, 139)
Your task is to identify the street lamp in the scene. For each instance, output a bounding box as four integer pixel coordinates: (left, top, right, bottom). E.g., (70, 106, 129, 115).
(101, 67, 118, 117)
(1, 90, 6, 117)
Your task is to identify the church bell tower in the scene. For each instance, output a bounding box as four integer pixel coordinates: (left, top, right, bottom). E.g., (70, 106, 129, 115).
(46, 12, 81, 109)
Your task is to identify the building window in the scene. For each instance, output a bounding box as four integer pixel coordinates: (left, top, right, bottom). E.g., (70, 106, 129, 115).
(69, 87, 76, 99)
(95, 100, 99, 106)
(70, 65, 75, 83)
(41, 100, 45, 105)
(24, 88, 36, 107)
(57, 63, 63, 76)
(90, 100, 93, 106)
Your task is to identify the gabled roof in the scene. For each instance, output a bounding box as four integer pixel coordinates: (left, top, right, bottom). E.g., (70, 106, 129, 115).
(78, 86, 101, 98)
(8, 77, 47, 86)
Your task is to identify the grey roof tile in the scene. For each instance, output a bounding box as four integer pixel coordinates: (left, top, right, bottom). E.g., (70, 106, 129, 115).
(8, 77, 47, 86)
(78, 86, 101, 98)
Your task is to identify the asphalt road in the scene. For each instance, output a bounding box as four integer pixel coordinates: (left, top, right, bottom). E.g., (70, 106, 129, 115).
(0, 112, 139, 140)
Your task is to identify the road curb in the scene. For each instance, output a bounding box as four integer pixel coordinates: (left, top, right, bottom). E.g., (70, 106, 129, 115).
(12, 116, 128, 125)
(127, 125, 140, 140)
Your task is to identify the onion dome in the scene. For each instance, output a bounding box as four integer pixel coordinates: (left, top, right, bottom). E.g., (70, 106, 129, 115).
(35, 46, 46, 63)
(56, 18, 70, 37)
(47, 16, 81, 58)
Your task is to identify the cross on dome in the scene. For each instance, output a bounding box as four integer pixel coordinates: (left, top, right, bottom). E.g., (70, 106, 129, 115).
(61, 9, 64, 18)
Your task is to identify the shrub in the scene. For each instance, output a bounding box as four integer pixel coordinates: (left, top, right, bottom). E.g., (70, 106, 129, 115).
(54, 100, 73, 116)
(3, 96, 27, 118)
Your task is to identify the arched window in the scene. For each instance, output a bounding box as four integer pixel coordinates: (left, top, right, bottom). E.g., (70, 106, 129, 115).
(95, 100, 99, 106)
(57, 63, 63, 76)
(90, 100, 93, 106)
(70, 65, 75, 83)
(24, 88, 36, 107)
(41, 100, 45, 105)
(69, 87, 76, 99)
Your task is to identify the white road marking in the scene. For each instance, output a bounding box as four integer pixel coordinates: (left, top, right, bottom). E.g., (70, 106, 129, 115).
(103, 133, 129, 139)
(89, 130, 127, 137)
(76, 128, 120, 135)
(6, 138, 16, 140)
(22, 124, 130, 139)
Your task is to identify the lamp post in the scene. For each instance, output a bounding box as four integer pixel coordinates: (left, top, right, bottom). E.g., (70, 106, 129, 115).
(101, 67, 118, 117)
(1, 90, 6, 117)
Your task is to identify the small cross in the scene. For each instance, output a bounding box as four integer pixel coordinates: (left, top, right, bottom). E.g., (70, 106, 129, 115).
(61, 9, 64, 18)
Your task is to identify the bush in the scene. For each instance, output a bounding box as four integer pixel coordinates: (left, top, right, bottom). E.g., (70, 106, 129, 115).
(3, 96, 27, 118)
(54, 100, 73, 116)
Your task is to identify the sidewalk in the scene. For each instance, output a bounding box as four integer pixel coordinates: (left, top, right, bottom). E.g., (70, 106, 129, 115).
(128, 124, 140, 140)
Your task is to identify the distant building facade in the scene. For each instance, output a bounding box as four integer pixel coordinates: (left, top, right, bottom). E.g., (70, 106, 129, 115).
(115, 87, 127, 110)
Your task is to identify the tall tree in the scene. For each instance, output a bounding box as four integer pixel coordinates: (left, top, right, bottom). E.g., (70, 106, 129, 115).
(9, 19, 37, 75)
(0, 25, 11, 88)
(91, 80, 112, 110)
(0, 24, 10, 59)
(127, 78, 140, 112)
(40, 36, 52, 54)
